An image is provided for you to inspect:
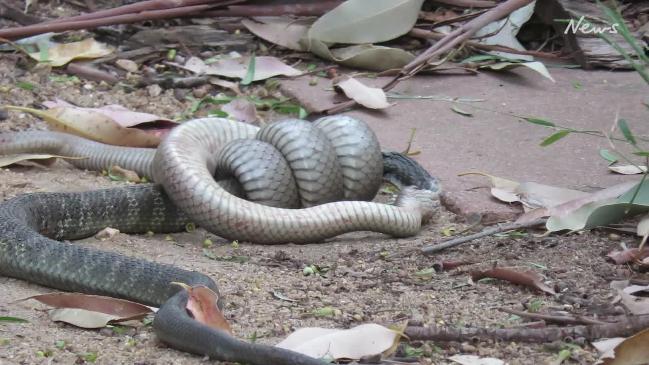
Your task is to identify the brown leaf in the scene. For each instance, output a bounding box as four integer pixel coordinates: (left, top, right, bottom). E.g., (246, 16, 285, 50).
(606, 248, 649, 265)
(600, 327, 649, 365)
(23, 293, 152, 328)
(242, 17, 311, 51)
(177, 56, 301, 82)
(177, 283, 232, 334)
(220, 98, 259, 123)
(471, 267, 556, 295)
(43, 99, 175, 129)
(5, 105, 165, 148)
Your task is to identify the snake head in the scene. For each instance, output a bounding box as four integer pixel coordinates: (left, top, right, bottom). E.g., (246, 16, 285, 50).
(395, 186, 441, 224)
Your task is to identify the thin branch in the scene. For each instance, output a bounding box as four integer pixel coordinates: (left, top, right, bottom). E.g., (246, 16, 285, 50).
(421, 219, 546, 254)
(405, 314, 649, 342)
(499, 307, 608, 326)
(201, 1, 342, 17)
(0, 0, 241, 40)
(408, 28, 562, 59)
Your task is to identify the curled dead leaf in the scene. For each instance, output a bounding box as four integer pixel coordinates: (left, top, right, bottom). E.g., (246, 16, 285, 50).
(173, 282, 231, 334)
(471, 267, 556, 295)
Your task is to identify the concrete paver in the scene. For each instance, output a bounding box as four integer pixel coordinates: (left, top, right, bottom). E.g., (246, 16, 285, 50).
(280, 68, 648, 222)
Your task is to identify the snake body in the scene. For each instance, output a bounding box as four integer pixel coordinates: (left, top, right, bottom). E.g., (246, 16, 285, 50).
(0, 116, 440, 364)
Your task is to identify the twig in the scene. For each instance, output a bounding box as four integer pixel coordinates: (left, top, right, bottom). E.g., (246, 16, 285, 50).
(421, 218, 546, 254)
(499, 307, 608, 326)
(408, 28, 562, 59)
(325, 0, 534, 114)
(0, 0, 241, 40)
(202, 1, 342, 17)
(0, 3, 42, 25)
(405, 314, 649, 342)
(431, 0, 497, 7)
(45, 0, 242, 24)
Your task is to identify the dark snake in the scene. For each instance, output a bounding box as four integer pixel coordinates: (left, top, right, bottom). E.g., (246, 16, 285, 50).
(0, 115, 440, 364)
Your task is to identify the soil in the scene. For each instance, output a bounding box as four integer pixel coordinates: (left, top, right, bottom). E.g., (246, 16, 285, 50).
(0, 2, 647, 365)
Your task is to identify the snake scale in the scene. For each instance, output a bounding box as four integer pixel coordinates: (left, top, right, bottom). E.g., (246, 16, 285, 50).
(0, 115, 440, 364)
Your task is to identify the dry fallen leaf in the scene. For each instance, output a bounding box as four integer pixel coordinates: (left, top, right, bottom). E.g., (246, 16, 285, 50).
(27, 38, 114, 67)
(242, 17, 311, 51)
(595, 327, 649, 365)
(606, 247, 649, 264)
(24, 293, 152, 329)
(608, 165, 648, 175)
(5, 105, 163, 147)
(220, 98, 259, 123)
(175, 283, 232, 334)
(610, 281, 649, 315)
(334, 76, 390, 109)
(276, 323, 401, 360)
(177, 56, 301, 82)
(471, 267, 556, 295)
(43, 100, 175, 129)
(0, 153, 85, 168)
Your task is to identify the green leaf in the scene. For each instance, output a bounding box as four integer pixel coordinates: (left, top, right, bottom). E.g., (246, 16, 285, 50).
(0, 316, 28, 323)
(600, 149, 620, 163)
(523, 117, 555, 127)
(540, 130, 570, 146)
(633, 151, 649, 157)
(241, 54, 256, 86)
(16, 81, 36, 91)
(618, 118, 636, 145)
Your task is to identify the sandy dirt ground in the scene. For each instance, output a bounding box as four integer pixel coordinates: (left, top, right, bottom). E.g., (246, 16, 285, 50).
(0, 3, 647, 364)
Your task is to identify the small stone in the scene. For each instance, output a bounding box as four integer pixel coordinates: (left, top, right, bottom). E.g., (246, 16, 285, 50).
(147, 84, 162, 97)
(115, 59, 139, 73)
(95, 227, 120, 240)
(192, 84, 211, 99)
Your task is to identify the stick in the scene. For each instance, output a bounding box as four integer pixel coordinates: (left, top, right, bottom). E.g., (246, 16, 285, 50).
(405, 314, 649, 342)
(0, 0, 242, 40)
(201, 1, 343, 17)
(499, 307, 608, 326)
(421, 218, 546, 254)
(408, 28, 561, 58)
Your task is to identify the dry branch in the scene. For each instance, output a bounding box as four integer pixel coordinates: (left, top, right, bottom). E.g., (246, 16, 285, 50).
(421, 219, 546, 254)
(405, 314, 649, 342)
(0, 0, 241, 40)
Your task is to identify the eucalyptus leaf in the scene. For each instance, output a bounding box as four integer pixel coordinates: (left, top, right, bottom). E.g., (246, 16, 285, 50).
(600, 149, 619, 164)
(308, 0, 424, 44)
(305, 39, 414, 71)
(482, 61, 555, 82)
(546, 182, 649, 232)
(523, 117, 555, 127)
(618, 118, 636, 145)
(540, 130, 570, 146)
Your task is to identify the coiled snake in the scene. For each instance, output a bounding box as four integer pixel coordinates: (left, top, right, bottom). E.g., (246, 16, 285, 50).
(0, 116, 440, 364)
